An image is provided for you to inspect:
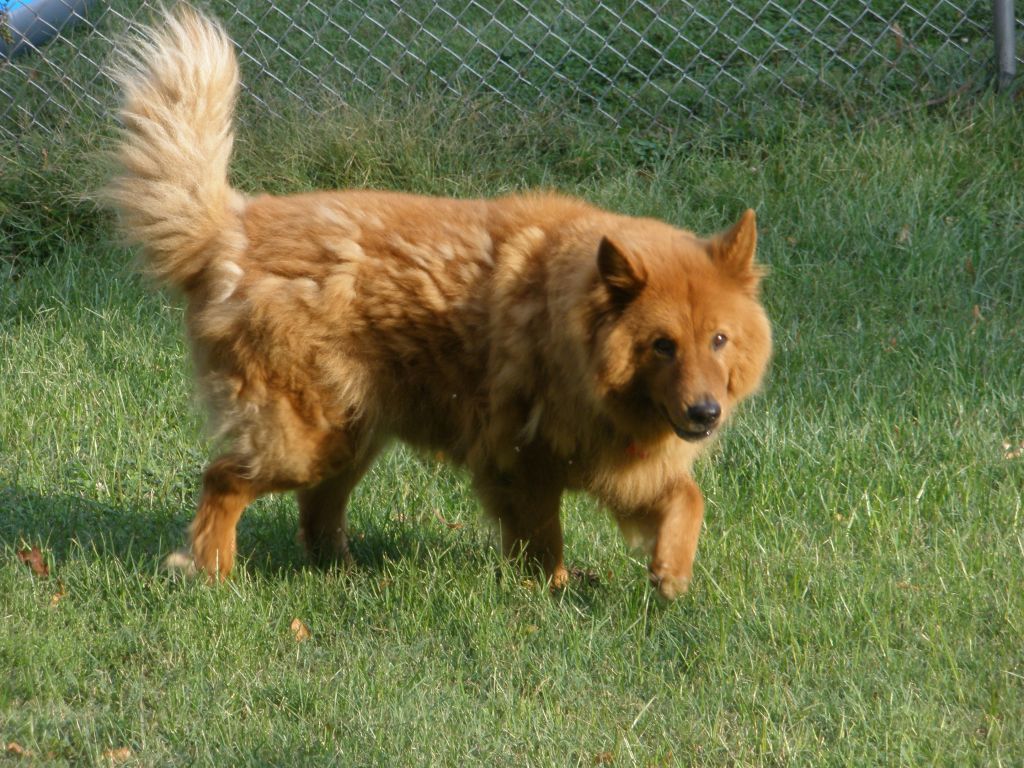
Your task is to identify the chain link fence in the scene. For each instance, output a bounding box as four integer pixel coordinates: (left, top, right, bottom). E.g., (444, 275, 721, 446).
(1, 0, 1021, 147)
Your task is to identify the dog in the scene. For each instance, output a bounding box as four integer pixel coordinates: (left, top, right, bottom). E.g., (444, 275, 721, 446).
(106, 7, 772, 599)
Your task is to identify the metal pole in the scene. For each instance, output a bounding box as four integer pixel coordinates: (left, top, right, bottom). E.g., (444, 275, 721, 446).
(993, 0, 1017, 91)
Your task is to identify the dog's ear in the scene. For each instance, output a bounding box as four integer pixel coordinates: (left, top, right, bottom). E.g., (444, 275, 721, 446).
(709, 209, 764, 292)
(598, 236, 646, 303)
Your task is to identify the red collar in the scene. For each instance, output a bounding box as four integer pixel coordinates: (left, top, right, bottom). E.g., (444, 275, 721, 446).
(625, 441, 648, 459)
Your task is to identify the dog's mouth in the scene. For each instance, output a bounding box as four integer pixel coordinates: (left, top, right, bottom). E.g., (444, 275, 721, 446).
(672, 424, 713, 442)
(661, 407, 715, 442)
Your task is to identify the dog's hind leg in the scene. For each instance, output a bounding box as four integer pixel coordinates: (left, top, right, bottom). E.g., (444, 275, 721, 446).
(298, 445, 380, 568)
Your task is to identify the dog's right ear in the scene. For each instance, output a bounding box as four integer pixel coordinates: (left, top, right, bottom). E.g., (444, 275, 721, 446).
(598, 236, 646, 303)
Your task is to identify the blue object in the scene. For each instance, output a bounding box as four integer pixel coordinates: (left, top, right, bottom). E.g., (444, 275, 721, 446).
(1, 0, 94, 58)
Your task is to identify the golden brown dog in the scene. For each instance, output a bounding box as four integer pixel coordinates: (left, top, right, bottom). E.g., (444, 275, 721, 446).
(107, 7, 772, 598)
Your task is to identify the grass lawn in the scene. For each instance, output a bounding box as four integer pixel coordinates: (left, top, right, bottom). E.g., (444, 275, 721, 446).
(1, 71, 1022, 765)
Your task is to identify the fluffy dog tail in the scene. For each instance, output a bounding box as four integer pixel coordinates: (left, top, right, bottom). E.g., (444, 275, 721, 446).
(107, 6, 243, 290)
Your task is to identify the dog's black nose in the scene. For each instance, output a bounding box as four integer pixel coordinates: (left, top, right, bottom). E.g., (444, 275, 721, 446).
(687, 400, 721, 426)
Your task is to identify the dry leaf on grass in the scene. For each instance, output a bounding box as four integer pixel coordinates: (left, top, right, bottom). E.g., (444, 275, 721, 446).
(50, 579, 67, 607)
(567, 565, 603, 586)
(17, 547, 49, 578)
(6, 742, 31, 758)
(896, 581, 921, 592)
(290, 617, 311, 642)
(102, 747, 133, 763)
(432, 508, 464, 530)
(1002, 441, 1024, 460)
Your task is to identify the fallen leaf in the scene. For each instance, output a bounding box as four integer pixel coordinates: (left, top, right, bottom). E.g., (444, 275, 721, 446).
(432, 508, 464, 530)
(50, 579, 67, 607)
(568, 565, 602, 586)
(594, 752, 614, 765)
(897, 224, 910, 243)
(964, 257, 975, 278)
(6, 742, 31, 757)
(290, 618, 311, 643)
(972, 304, 983, 323)
(17, 547, 49, 578)
(103, 747, 133, 763)
(1003, 441, 1024, 460)
(896, 581, 921, 591)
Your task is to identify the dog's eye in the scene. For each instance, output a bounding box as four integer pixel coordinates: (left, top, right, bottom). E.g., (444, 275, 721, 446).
(652, 337, 676, 357)
(711, 333, 728, 351)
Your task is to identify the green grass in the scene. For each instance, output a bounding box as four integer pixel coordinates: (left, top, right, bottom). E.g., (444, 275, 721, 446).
(2, 87, 1023, 766)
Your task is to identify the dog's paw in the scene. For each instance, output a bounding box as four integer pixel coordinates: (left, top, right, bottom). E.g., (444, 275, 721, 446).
(162, 549, 197, 576)
(297, 528, 354, 570)
(648, 563, 691, 601)
(548, 565, 570, 591)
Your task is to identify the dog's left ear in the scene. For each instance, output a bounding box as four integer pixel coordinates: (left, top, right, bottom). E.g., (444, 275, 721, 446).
(709, 208, 764, 292)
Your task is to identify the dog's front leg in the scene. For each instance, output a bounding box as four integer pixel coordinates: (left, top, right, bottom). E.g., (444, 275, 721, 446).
(617, 475, 704, 600)
(648, 475, 705, 599)
(473, 461, 568, 589)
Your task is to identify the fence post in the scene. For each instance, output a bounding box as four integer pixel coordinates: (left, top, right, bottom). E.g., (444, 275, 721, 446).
(993, 0, 1017, 90)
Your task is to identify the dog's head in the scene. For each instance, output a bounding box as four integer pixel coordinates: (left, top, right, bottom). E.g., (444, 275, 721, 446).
(588, 209, 772, 443)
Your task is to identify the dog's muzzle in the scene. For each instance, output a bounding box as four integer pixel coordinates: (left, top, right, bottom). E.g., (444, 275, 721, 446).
(666, 399, 721, 442)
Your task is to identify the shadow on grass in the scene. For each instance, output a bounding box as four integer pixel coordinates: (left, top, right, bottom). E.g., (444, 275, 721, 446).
(0, 483, 186, 568)
(0, 482, 490, 582)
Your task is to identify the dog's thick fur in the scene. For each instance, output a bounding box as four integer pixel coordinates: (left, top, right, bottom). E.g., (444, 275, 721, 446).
(107, 7, 772, 598)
